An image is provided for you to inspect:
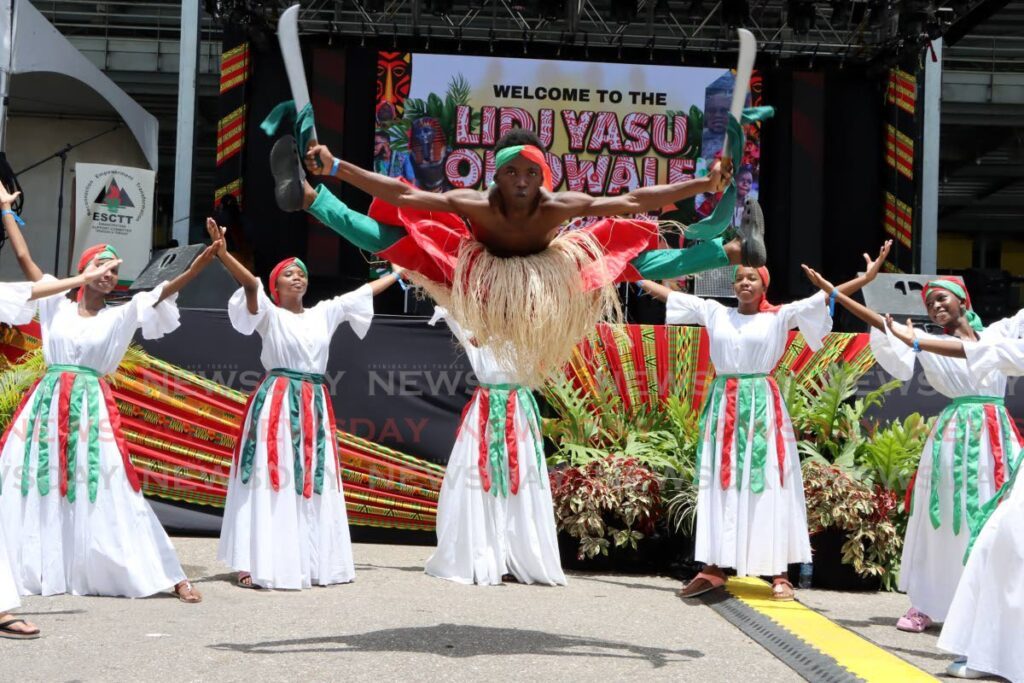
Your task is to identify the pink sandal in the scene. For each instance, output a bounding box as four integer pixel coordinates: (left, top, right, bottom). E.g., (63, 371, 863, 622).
(896, 607, 932, 632)
(679, 570, 727, 598)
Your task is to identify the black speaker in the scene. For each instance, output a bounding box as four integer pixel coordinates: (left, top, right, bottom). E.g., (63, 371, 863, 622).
(861, 273, 943, 332)
(130, 245, 239, 309)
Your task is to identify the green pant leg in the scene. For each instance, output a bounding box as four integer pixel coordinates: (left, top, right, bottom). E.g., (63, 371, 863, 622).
(629, 239, 730, 281)
(306, 185, 406, 253)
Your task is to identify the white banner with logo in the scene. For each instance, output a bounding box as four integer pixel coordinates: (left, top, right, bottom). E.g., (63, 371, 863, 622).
(73, 163, 155, 282)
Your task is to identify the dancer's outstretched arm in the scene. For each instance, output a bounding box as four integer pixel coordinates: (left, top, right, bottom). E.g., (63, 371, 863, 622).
(1, 181, 43, 282)
(637, 279, 673, 302)
(802, 265, 886, 330)
(30, 259, 122, 299)
(833, 240, 892, 297)
(366, 268, 403, 296)
(306, 144, 485, 215)
(207, 218, 260, 313)
(884, 314, 967, 358)
(549, 162, 729, 220)
(156, 233, 223, 304)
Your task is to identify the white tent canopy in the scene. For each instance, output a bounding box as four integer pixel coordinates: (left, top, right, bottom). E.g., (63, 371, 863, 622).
(0, 0, 158, 169)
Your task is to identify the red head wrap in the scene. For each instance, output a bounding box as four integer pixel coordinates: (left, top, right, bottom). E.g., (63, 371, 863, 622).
(734, 265, 780, 313)
(269, 257, 308, 304)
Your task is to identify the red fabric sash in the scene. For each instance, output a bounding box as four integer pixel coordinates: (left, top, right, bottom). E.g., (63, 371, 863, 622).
(477, 389, 492, 492)
(720, 377, 739, 489)
(265, 376, 288, 492)
(506, 390, 519, 495)
(57, 373, 75, 497)
(301, 381, 315, 498)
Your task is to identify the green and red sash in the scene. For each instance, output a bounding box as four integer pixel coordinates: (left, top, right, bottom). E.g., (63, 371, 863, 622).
(0, 364, 140, 502)
(234, 368, 337, 498)
(904, 395, 1021, 537)
(457, 383, 544, 498)
(697, 373, 789, 493)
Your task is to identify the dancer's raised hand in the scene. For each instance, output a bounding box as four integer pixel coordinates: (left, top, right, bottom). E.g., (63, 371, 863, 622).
(885, 314, 917, 347)
(707, 160, 733, 193)
(81, 258, 122, 284)
(801, 264, 835, 293)
(305, 144, 335, 175)
(206, 217, 227, 256)
(862, 240, 893, 282)
(0, 180, 20, 208)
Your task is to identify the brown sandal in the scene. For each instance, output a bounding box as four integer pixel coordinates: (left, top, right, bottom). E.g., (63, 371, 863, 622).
(771, 578, 795, 601)
(175, 580, 203, 604)
(679, 570, 727, 598)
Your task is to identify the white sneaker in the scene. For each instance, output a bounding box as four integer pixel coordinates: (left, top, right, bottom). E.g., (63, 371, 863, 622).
(946, 658, 988, 679)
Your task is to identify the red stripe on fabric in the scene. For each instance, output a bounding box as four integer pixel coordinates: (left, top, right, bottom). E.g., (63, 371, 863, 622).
(132, 463, 226, 498)
(768, 377, 787, 487)
(57, 373, 74, 497)
(721, 378, 738, 489)
(628, 325, 651, 406)
(98, 380, 141, 493)
(0, 377, 40, 455)
(654, 325, 670, 401)
(840, 333, 871, 362)
(694, 329, 713, 407)
(301, 381, 315, 498)
(984, 404, 1006, 489)
(598, 324, 632, 414)
(135, 367, 244, 418)
(321, 386, 343, 488)
(232, 376, 264, 465)
(477, 389, 492, 492)
(904, 469, 917, 513)
(266, 377, 288, 492)
(506, 391, 519, 495)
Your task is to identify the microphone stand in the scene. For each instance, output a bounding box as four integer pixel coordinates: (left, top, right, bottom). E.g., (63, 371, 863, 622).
(16, 123, 122, 273)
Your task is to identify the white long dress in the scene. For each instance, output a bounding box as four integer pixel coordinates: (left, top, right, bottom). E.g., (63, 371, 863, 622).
(938, 312, 1024, 681)
(424, 308, 566, 586)
(666, 291, 831, 577)
(871, 320, 1020, 622)
(217, 283, 373, 589)
(0, 281, 36, 612)
(0, 277, 188, 598)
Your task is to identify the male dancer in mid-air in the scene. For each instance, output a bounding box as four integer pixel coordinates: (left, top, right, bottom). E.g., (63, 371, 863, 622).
(271, 123, 766, 386)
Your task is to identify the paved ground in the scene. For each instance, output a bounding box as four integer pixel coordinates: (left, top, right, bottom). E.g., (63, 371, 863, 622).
(1, 538, 952, 682)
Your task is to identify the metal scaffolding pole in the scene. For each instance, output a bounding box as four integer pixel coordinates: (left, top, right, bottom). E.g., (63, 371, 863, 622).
(171, 0, 200, 246)
(920, 39, 942, 273)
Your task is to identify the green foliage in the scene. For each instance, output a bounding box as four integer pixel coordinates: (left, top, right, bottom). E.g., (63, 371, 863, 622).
(550, 456, 662, 560)
(803, 460, 904, 590)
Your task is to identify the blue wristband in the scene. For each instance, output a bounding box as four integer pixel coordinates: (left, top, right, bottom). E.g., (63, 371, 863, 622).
(1, 209, 24, 226)
(828, 289, 837, 317)
(330, 157, 341, 176)
(912, 339, 921, 354)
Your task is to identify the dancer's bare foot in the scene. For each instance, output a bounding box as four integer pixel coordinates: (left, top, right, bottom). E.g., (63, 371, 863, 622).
(174, 580, 202, 603)
(0, 613, 40, 639)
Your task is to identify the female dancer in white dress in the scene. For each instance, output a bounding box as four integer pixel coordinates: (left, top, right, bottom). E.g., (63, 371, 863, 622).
(883, 314, 1024, 679)
(640, 244, 889, 600)
(0, 182, 217, 602)
(424, 307, 566, 586)
(0, 256, 123, 637)
(207, 220, 400, 590)
(803, 268, 1020, 634)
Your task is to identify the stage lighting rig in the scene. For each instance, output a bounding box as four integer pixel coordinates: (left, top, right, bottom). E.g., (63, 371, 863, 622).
(722, 0, 750, 28)
(427, 0, 454, 15)
(611, 0, 640, 24)
(787, 0, 817, 35)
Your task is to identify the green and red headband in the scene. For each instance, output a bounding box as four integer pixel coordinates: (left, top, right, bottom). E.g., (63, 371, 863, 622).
(494, 144, 553, 191)
(269, 257, 308, 303)
(77, 243, 119, 273)
(922, 278, 984, 332)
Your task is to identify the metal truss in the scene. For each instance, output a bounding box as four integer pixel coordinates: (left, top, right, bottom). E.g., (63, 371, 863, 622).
(277, 0, 981, 65)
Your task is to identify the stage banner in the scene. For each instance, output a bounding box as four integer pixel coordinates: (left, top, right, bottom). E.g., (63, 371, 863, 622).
(72, 162, 155, 282)
(373, 52, 763, 225)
